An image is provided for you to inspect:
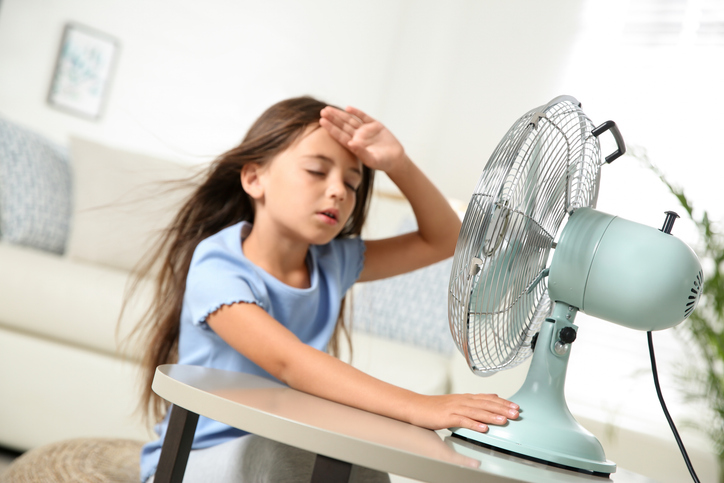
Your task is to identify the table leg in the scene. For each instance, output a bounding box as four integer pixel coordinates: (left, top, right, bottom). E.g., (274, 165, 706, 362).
(310, 453, 352, 482)
(154, 404, 199, 483)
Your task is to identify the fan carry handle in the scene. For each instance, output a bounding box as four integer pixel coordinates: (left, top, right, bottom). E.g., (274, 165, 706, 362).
(591, 120, 626, 163)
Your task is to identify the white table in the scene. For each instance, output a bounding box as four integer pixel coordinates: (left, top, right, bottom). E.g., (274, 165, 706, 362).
(151, 364, 658, 483)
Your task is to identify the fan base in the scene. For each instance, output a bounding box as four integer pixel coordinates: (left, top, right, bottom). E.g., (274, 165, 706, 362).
(449, 430, 612, 478)
(451, 307, 616, 476)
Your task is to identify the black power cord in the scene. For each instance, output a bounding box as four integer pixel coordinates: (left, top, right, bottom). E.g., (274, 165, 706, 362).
(647, 331, 700, 483)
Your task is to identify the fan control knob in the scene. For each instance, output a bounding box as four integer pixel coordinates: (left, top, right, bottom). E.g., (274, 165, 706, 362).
(559, 327, 577, 344)
(660, 211, 680, 235)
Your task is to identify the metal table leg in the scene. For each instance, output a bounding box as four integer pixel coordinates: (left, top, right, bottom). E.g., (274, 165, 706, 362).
(154, 404, 352, 483)
(154, 404, 199, 483)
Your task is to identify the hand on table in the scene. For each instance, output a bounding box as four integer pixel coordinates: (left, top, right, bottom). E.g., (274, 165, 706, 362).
(408, 393, 520, 433)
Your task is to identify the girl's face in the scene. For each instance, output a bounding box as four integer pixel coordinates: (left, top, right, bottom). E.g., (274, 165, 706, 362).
(250, 125, 363, 245)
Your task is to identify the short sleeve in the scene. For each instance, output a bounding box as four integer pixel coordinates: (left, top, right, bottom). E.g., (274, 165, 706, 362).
(325, 236, 366, 295)
(184, 232, 266, 329)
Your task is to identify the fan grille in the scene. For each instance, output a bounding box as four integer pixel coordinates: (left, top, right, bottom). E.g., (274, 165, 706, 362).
(449, 96, 604, 375)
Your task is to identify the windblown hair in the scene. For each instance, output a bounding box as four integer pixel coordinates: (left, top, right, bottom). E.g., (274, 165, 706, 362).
(124, 96, 375, 424)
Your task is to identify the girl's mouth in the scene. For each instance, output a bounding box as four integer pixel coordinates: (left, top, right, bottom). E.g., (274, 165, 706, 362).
(318, 210, 339, 225)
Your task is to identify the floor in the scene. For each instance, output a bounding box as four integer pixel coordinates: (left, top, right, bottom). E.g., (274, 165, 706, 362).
(0, 447, 21, 476)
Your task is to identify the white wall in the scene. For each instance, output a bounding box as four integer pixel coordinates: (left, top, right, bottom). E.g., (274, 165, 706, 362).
(0, 0, 583, 200)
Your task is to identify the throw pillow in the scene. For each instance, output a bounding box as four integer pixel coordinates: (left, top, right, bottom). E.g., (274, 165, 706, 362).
(352, 257, 456, 354)
(65, 137, 201, 273)
(0, 115, 72, 254)
(351, 214, 460, 355)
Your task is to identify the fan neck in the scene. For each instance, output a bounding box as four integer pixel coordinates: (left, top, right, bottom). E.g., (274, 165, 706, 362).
(518, 302, 578, 406)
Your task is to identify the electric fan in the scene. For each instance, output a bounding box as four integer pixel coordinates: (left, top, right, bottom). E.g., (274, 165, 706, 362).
(448, 95, 703, 476)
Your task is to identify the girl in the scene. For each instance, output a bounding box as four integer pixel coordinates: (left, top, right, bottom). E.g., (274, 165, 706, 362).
(130, 96, 519, 482)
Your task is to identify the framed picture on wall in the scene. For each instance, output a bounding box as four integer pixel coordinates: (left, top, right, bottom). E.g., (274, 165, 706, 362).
(47, 23, 120, 120)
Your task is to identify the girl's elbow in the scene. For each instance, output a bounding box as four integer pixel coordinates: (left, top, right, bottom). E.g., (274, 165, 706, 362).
(268, 351, 312, 389)
(439, 221, 461, 258)
(255, 352, 295, 385)
(271, 360, 295, 386)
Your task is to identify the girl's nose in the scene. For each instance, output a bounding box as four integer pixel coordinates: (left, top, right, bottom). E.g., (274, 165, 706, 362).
(327, 176, 346, 200)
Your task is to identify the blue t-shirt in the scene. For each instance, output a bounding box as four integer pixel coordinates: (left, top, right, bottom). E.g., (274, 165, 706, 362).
(140, 221, 366, 481)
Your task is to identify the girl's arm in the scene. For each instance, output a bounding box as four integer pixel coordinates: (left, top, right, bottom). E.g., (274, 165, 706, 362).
(207, 302, 519, 432)
(320, 106, 462, 282)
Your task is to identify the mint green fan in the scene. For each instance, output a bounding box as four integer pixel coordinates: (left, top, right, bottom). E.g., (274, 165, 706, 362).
(448, 95, 703, 476)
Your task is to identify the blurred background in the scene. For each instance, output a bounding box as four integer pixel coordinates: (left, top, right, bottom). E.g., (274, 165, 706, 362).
(1, 0, 722, 235)
(0, 0, 722, 480)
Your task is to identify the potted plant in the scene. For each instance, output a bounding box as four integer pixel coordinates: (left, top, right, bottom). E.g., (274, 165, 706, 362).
(628, 145, 724, 481)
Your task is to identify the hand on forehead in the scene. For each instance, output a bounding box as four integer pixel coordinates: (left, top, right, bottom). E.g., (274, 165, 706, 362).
(319, 105, 405, 174)
(319, 106, 371, 146)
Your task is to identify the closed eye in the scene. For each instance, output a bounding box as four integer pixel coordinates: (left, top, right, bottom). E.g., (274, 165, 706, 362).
(307, 168, 359, 191)
(346, 175, 362, 192)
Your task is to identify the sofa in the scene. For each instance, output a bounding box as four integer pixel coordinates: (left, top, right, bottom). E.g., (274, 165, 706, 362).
(0, 115, 718, 482)
(0, 114, 479, 459)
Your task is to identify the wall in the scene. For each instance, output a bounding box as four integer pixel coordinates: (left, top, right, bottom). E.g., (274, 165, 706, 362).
(0, 0, 583, 200)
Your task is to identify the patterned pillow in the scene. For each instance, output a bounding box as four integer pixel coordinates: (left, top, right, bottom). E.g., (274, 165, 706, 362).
(352, 213, 457, 354)
(0, 116, 72, 254)
(352, 256, 456, 354)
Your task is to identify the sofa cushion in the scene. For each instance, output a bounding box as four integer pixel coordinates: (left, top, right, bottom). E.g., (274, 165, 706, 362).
(0, 328, 152, 450)
(66, 137, 200, 273)
(0, 115, 71, 254)
(0, 241, 152, 359)
(338, 331, 450, 396)
(352, 258, 456, 355)
(351, 198, 468, 355)
(351, 203, 467, 355)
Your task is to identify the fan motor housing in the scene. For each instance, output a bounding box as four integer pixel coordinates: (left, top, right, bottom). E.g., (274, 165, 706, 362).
(548, 207, 702, 331)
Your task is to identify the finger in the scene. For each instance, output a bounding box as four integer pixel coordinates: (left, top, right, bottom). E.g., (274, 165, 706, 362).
(319, 117, 353, 147)
(471, 393, 520, 410)
(455, 399, 518, 424)
(469, 399, 520, 420)
(321, 107, 362, 136)
(463, 407, 511, 426)
(455, 416, 489, 433)
(345, 106, 375, 124)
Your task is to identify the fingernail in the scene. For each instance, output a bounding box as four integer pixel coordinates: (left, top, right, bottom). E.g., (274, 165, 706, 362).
(496, 415, 506, 422)
(478, 424, 488, 432)
(509, 410, 519, 417)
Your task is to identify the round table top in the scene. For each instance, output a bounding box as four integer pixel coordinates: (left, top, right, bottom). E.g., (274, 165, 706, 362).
(153, 364, 657, 483)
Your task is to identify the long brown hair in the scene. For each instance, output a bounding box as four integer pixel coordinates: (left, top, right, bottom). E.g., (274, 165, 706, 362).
(124, 96, 375, 424)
